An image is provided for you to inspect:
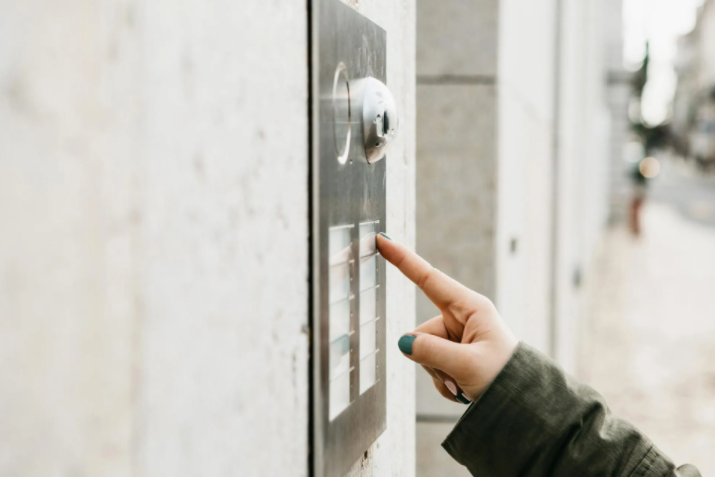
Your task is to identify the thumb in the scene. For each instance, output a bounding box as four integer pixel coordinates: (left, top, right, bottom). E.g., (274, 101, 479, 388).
(397, 332, 468, 377)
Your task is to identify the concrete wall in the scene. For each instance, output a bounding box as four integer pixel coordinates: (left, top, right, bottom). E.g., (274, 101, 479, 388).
(495, 0, 556, 355)
(552, 0, 611, 372)
(0, 0, 416, 476)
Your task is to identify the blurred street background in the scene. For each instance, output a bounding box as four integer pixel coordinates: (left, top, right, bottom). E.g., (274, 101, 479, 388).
(577, 0, 715, 473)
(580, 159, 715, 477)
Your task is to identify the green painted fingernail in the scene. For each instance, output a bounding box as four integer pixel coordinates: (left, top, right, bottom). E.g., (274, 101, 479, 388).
(398, 335, 415, 355)
(379, 232, 393, 241)
(456, 393, 471, 405)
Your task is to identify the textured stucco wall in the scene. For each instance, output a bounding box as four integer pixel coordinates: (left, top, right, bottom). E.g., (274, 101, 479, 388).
(0, 1, 309, 475)
(0, 0, 416, 476)
(135, 2, 310, 475)
(499, 0, 613, 374)
(0, 1, 145, 474)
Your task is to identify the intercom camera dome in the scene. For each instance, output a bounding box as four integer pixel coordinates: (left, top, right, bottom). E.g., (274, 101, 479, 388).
(360, 77, 399, 164)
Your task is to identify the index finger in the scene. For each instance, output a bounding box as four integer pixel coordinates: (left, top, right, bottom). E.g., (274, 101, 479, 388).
(376, 233, 471, 309)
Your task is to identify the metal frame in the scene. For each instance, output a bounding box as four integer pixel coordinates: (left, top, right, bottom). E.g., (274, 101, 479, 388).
(310, 0, 387, 475)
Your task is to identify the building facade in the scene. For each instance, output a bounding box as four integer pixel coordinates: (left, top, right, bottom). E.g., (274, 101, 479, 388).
(673, 0, 715, 167)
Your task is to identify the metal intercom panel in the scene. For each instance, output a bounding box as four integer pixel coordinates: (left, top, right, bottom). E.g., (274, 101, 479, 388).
(311, 1, 397, 475)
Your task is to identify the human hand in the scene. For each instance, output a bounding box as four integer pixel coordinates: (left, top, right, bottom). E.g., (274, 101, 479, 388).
(377, 233, 518, 404)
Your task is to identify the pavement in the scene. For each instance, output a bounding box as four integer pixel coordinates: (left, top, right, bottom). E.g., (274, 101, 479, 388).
(579, 159, 715, 474)
(651, 159, 715, 227)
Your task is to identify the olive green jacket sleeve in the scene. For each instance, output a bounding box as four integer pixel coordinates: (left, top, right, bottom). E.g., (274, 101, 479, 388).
(442, 342, 700, 477)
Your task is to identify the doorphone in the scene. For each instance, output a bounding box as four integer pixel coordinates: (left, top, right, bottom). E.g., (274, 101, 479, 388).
(310, 0, 399, 475)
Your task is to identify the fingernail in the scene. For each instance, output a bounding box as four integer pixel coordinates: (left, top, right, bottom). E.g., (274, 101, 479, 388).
(455, 393, 471, 405)
(444, 380, 458, 396)
(398, 335, 416, 355)
(379, 232, 393, 241)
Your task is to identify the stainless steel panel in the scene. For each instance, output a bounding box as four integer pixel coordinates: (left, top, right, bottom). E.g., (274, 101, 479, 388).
(311, 0, 388, 475)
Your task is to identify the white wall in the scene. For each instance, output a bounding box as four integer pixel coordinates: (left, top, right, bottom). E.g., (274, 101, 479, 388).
(0, 0, 416, 476)
(136, 2, 311, 475)
(553, 0, 611, 372)
(496, 0, 612, 371)
(496, 0, 557, 354)
(0, 1, 310, 475)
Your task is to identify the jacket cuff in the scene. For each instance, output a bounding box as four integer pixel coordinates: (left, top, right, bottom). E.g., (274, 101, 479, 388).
(441, 342, 656, 476)
(441, 341, 533, 472)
